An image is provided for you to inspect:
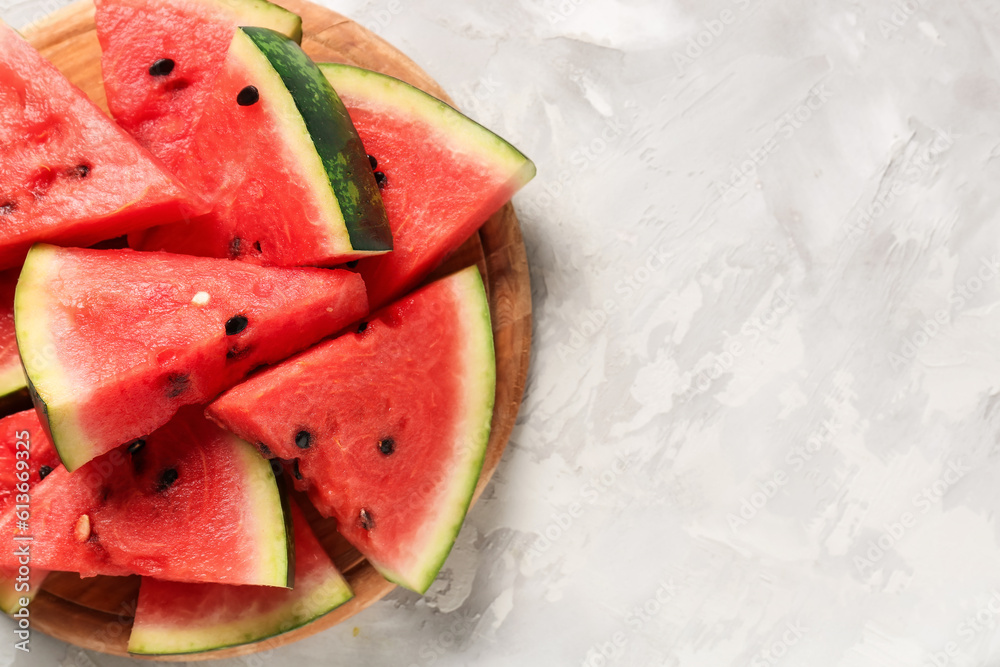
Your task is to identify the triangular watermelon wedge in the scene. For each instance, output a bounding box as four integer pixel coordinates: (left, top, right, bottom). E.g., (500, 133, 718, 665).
(0, 410, 61, 613)
(129, 28, 391, 267)
(319, 63, 536, 310)
(0, 407, 291, 587)
(95, 0, 302, 168)
(129, 498, 352, 655)
(0, 21, 203, 270)
(208, 266, 495, 593)
(16, 244, 368, 471)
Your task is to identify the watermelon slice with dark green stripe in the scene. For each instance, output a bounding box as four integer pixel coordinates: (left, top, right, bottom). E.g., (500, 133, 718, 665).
(319, 63, 535, 310)
(208, 266, 494, 593)
(15, 244, 368, 471)
(129, 498, 352, 655)
(95, 0, 302, 168)
(0, 407, 291, 587)
(0, 21, 203, 271)
(0, 410, 60, 613)
(129, 28, 391, 267)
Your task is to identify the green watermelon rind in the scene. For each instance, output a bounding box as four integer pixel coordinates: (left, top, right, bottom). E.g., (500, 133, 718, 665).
(13, 244, 86, 470)
(231, 435, 294, 589)
(236, 27, 392, 256)
(318, 63, 537, 191)
(275, 466, 296, 589)
(211, 0, 303, 43)
(127, 571, 351, 655)
(0, 361, 27, 413)
(127, 498, 352, 655)
(370, 266, 496, 594)
(0, 570, 48, 616)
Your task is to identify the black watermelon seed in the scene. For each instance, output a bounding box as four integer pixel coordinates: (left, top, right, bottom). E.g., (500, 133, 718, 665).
(346, 260, 359, 268)
(0, 202, 15, 215)
(356, 321, 368, 334)
(228, 237, 242, 258)
(148, 58, 175, 76)
(257, 442, 273, 458)
(130, 441, 147, 475)
(156, 468, 179, 492)
(292, 459, 303, 480)
(359, 508, 375, 531)
(225, 315, 248, 336)
(294, 430, 312, 450)
(237, 85, 259, 106)
(378, 438, 395, 456)
(226, 345, 251, 361)
(166, 373, 190, 398)
(100, 486, 112, 503)
(70, 164, 90, 179)
(253, 240, 262, 253)
(38, 465, 52, 481)
(374, 171, 387, 188)
(368, 155, 378, 170)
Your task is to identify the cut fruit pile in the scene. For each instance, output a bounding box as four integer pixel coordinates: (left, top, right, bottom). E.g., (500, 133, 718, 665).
(0, 0, 533, 656)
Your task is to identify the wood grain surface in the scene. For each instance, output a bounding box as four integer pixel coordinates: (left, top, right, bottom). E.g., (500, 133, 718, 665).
(17, 0, 533, 659)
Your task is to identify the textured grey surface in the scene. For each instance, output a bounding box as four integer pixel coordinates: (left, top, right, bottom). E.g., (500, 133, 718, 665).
(7, 0, 1000, 665)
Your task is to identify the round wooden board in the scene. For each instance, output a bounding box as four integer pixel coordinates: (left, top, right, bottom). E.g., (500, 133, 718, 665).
(18, 1, 533, 660)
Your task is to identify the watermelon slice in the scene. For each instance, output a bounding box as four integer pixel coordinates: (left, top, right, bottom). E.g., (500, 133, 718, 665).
(15, 244, 368, 471)
(319, 63, 535, 310)
(129, 28, 392, 267)
(95, 0, 302, 168)
(0, 21, 202, 271)
(0, 407, 291, 587)
(0, 270, 28, 413)
(0, 410, 60, 613)
(129, 498, 352, 655)
(208, 266, 495, 593)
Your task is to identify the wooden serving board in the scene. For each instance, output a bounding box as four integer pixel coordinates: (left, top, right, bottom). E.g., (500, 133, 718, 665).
(18, 0, 533, 659)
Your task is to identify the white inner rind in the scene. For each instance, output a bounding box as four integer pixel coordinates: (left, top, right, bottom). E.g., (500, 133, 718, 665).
(319, 63, 537, 188)
(127, 573, 352, 655)
(14, 244, 91, 471)
(229, 30, 355, 256)
(371, 266, 496, 593)
(212, 0, 301, 41)
(0, 361, 26, 398)
(230, 435, 292, 588)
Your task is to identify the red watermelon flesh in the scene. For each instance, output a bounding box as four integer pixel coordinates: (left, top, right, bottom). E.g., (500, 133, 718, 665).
(0, 407, 291, 587)
(129, 498, 352, 655)
(0, 21, 203, 270)
(94, 0, 301, 169)
(208, 266, 495, 593)
(0, 270, 27, 409)
(15, 244, 368, 471)
(128, 28, 391, 267)
(319, 63, 536, 310)
(0, 410, 61, 613)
